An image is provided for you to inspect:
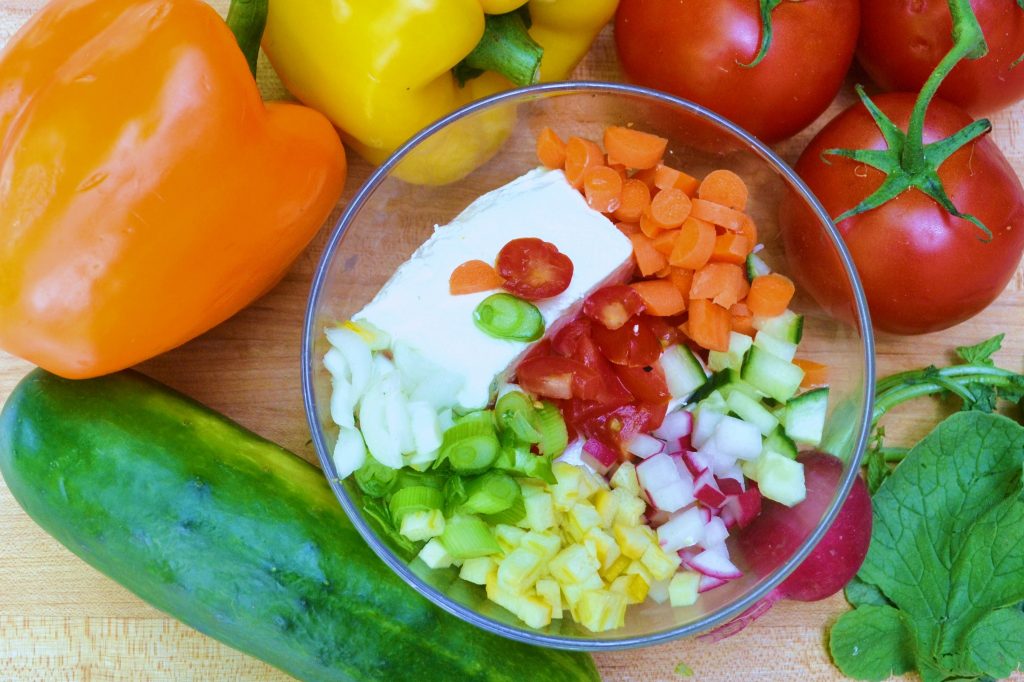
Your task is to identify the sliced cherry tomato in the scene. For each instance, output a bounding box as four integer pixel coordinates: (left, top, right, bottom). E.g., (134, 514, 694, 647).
(496, 238, 573, 301)
(553, 317, 634, 406)
(590, 315, 662, 367)
(644, 314, 682, 348)
(614, 363, 670, 404)
(551, 317, 591, 357)
(517, 356, 602, 401)
(583, 285, 646, 330)
(572, 401, 668, 451)
(520, 338, 553, 366)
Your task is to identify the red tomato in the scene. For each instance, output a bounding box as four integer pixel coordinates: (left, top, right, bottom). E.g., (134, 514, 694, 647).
(496, 238, 573, 301)
(780, 93, 1024, 335)
(614, 364, 670, 404)
(570, 401, 668, 451)
(517, 356, 603, 401)
(858, 0, 1024, 115)
(552, 317, 635, 406)
(615, 0, 860, 142)
(583, 285, 646, 330)
(590, 315, 662, 367)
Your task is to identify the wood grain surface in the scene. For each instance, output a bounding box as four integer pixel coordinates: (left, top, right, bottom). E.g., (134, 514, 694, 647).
(2, 3, 1023, 680)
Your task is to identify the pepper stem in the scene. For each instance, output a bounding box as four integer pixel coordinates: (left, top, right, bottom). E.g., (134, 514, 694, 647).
(226, 0, 268, 79)
(454, 10, 544, 88)
(740, 0, 785, 68)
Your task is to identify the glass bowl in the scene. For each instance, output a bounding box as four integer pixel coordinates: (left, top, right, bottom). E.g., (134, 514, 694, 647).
(301, 82, 875, 650)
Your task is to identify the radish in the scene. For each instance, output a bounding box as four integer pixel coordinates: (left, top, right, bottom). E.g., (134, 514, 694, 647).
(582, 438, 618, 474)
(636, 453, 680, 491)
(720, 485, 762, 529)
(698, 575, 728, 593)
(703, 516, 729, 547)
(657, 506, 705, 551)
(682, 450, 710, 476)
(684, 549, 743, 580)
(701, 451, 872, 642)
(653, 410, 692, 441)
(649, 476, 695, 512)
(627, 433, 665, 459)
(693, 470, 727, 508)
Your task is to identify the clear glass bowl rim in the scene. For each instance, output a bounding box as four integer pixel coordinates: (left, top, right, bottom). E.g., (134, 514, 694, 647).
(301, 81, 876, 651)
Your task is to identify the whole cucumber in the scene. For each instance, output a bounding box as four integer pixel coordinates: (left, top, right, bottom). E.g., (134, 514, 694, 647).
(0, 369, 599, 682)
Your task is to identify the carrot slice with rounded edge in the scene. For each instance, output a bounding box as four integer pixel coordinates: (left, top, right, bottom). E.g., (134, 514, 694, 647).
(654, 164, 701, 196)
(632, 167, 658, 191)
(668, 267, 694, 299)
(739, 214, 758, 248)
(691, 198, 747, 231)
(654, 264, 673, 278)
(748, 273, 796, 317)
(616, 221, 641, 237)
(710, 232, 750, 265)
(648, 188, 692, 229)
(564, 136, 604, 188)
(629, 233, 669, 276)
(698, 169, 749, 211)
(612, 179, 652, 223)
(536, 127, 566, 170)
(604, 126, 668, 169)
(449, 259, 504, 295)
(608, 163, 629, 181)
(794, 358, 829, 388)
(689, 263, 749, 309)
(631, 279, 686, 316)
(583, 165, 623, 213)
(669, 217, 716, 269)
(639, 211, 664, 238)
(687, 299, 731, 352)
(652, 229, 678, 256)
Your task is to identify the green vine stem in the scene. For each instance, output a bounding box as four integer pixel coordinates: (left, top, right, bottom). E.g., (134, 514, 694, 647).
(824, 0, 995, 240)
(226, 0, 268, 78)
(741, 0, 785, 68)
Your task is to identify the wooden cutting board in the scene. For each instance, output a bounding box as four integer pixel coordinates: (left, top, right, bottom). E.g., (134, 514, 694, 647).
(1, 3, 1023, 680)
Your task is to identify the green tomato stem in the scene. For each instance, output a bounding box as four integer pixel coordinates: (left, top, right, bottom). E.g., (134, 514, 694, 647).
(226, 0, 267, 78)
(740, 0, 785, 68)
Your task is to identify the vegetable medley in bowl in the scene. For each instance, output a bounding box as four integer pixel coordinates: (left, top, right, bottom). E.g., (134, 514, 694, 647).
(302, 83, 875, 648)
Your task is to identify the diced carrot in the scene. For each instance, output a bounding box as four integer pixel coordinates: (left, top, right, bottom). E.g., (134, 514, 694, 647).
(794, 358, 829, 388)
(640, 210, 664, 238)
(730, 302, 751, 317)
(668, 267, 694, 299)
(687, 299, 731, 352)
(629, 233, 669, 276)
(449, 259, 504, 295)
(583, 165, 623, 214)
(631, 279, 686, 316)
(691, 198, 747, 231)
(616, 221, 641, 237)
(669, 217, 716, 269)
(604, 126, 668, 169)
(653, 229, 678, 256)
(654, 164, 700, 196)
(689, 262, 750, 309)
(612, 179, 652, 223)
(654, 264, 673, 278)
(608, 163, 629, 181)
(564, 136, 604, 188)
(698, 169, 749, 211)
(647, 188, 692, 229)
(536, 127, 566, 170)
(710, 232, 751, 265)
(632, 167, 658, 191)
(729, 302, 756, 336)
(748, 273, 796, 317)
(739, 214, 758, 248)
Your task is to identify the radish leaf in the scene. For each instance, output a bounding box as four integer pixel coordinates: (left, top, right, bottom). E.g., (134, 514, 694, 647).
(829, 605, 915, 681)
(964, 607, 1024, 679)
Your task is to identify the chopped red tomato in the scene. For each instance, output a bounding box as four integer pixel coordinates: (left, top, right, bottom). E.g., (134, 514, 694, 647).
(496, 238, 573, 301)
(590, 315, 662, 367)
(517, 356, 603, 401)
(614, 363, 670, 404)
(552, 317, 634, 406)
(565, 400, 668, 451)
(583, 285, 646, 330)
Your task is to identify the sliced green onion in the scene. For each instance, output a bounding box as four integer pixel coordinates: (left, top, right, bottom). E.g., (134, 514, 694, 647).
(461, 471, 521, 515)
(443, 475, 468, 516)
(438, 411, 500, 474)
(396, 469, 446, 491)
(520, 452, 555, 484)
(483, 493, 527, 526)
(362, 498, 414, 555)
(388, 486, 443, 526)
(354, 457, 398, 498)
(496, 390, 543, 444)
(473, 294, 544, 342)
(440, 515, 501, 559)
(533, 400, 568, 457)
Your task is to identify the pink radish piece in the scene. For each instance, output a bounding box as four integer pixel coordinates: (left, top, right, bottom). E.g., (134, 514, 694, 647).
(653, 410, 693, 441)
(698, 575, 729, 593)
(582, 439, 618, 474)
(649, 477, 695, 512)
(721, 485, 762, 529)
(703, 516, 730, 547)
(685, 549, 743, 579)
(683, 450, 710, 476)
(702, 451, 872, 642)
(716, 474, 744, 496)
(627, 433, 665, 459)
(636, 453, 680, 491)
(657, 506, 705, 551)
(694, 470, 727, 508)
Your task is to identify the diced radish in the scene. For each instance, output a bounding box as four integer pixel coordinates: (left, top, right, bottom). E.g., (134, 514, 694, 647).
(716, 475, 745, 496)
(653, 410, 693, 441)
(669, 454, 693, 481)
(698, 575, 729, 593)
(582, 438, 618, 474)
(649, 477, 695, 513)
(691, 410, 724, 449)
(685, 549, 743, 580)
(703, 516, 730, 547)
(707, 447, 737, 474)
(693, 470, 727, 508)
(677, 433, 693, 453)
(722, 485, 762, 529)
(557, 438, 586, 467)
(646, 507, 671, 528)
(627, 433, 665, 459)
(698, 505, 712, 523)
(677, 546, 702, 565)
(709, 415, 762, 461)
(682, 450, 711, 477)
(637, 453, 681, 492)
(657, 506, 705, 551)
(701, 542, 731, 561)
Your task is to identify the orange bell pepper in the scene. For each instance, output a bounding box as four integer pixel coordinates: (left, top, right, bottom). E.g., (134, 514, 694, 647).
(0, 0, 346, 379)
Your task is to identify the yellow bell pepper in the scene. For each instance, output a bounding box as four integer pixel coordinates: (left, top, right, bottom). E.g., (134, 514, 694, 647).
(262, 0, 617, 183)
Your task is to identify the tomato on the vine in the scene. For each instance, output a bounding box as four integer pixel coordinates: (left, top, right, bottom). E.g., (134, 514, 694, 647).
(614, 0, 860, 143)
(781, 93, 1024, 335)
(858, 0, 1024, 115)
(496, 238, 573, 300)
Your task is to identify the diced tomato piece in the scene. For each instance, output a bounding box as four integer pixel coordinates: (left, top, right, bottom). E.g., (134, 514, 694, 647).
(590, 315, 662, 367)
(583, 285, 646, 330)
(614, 363, 670, 404)
(497, 238, 573, 300)
(552, 317, 634, 405)
(551, 317, 591, 357)
(517, 356, 602, 401)
(644, 314, 682, 348)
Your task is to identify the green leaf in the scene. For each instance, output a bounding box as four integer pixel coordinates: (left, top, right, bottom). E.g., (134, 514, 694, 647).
(830, 605, 916, 681)
(864, 446, 890, 495)
(956, 334, 1005, 366)
(845, 576, 893, 608)
(965, 607, 1024, 679)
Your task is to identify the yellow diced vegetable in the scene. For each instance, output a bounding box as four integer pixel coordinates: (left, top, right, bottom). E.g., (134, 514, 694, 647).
(494, 524, 527, 553)
(609, 574, 650, 605)
(669, 571, 701, 607)
(520, 531, 561, 561)
(612, 489, 646, 527)
(583, 527, 621, 571)
(399, 509, 445, 542)
(536, 579, 563, 618)
(514, 594, 553, 629)
(577, 590, 628, 632)
(567, 503, 601, 541)
(551, 462, 583, 510)
(417, 538, 453, 569)
(613, 524, 653, 560)
(600, 554, 631, 583)
(578, 467, 606, 500)
(641, 543, 683, 581)
(548, 544, 600, 586)
(497, 548, 545, 592)
(625, 560, 654, 587)
(486, 572, 521, 615)
(522, 490, 556, 532)
(593, 489, 620, 529)
(610, 461, 641, 496)
(459, 556, 495, 586)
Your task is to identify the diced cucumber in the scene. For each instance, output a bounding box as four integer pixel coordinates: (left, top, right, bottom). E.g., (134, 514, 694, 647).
(708, 332, 754, 372)
(783, 387, 829, 446)
(754, 330, 797, 363)
(753, 309, 804, 344)
(756, 452, 806, 507)
(740, 345, 804, 404)
(726, 391, 779, 436)
(689, 368, 751, 405)
(762, 425, 798, 459)
(745, 252, 771, 282)
(660, 344, 709, 399)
